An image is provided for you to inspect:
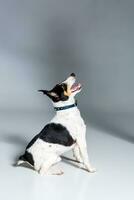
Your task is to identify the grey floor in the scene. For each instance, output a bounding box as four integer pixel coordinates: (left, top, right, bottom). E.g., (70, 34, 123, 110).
(0, 111, 134, 200)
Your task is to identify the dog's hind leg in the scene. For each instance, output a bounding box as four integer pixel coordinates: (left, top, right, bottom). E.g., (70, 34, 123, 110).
(46, 165, 64, 175)
(39, 155, 63, 176)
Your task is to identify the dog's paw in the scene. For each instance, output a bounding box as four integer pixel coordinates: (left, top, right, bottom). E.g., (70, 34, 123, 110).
(86, 166, 96, 173)
(52, 169, 64, 176)
(87, 167, 96, 173)
(39, 168, 64, 176)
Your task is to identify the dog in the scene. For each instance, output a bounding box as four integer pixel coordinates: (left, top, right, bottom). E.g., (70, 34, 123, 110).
(17, 73, 96, 175)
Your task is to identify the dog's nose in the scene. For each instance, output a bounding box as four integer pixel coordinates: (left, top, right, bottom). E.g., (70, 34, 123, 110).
(70, 73, 76, 77)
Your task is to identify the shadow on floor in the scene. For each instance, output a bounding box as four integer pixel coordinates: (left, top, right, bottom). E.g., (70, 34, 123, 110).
(61, 156, 89, 172)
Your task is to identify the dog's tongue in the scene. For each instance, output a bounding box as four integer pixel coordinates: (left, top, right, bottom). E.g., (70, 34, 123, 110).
(71, 83, 82, 92)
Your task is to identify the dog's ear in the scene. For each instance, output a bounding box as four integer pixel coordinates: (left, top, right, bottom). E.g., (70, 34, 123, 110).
(38, 90, 59, 99)
(38, 90, 49, 95)
(38, 90, 48, 95)
(47, 91, 59, 98)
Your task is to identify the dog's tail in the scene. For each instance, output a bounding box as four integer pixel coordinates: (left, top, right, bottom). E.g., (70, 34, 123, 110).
(16, 151, 34, 167)
(16, 155, 26, 165)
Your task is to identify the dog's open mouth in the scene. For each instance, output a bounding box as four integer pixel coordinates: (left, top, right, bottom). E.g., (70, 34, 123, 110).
(71, 83, 82, 93)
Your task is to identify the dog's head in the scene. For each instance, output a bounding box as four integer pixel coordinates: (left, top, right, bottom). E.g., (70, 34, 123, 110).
(38, 73, 82, 104)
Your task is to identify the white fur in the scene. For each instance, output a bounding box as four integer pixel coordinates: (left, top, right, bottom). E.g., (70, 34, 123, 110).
(51, 106, 95, 172)
(25, 75, 96, 175)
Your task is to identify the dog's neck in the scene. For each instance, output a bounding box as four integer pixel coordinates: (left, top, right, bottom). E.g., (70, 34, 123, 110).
(52, 98, 80, 115)
(53, 97, 75, 108)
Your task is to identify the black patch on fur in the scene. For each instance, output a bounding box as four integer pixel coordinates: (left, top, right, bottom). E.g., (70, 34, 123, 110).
(39, 123, 75, 146)
(19, 151, 34, 166)
(39, 83, 69, 102)
(26, 134, 39, 149)
(24, 122, 75, 155)
(48, 83, 68, 102)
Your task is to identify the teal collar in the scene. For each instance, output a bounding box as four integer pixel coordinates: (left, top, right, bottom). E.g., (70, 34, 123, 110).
(54, 101, 77, 111)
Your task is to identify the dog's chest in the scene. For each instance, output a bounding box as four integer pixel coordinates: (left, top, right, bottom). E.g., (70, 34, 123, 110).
(51, 110, 86, 139)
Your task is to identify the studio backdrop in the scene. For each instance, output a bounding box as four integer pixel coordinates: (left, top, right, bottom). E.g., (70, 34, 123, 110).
(0, 0, 134, 141)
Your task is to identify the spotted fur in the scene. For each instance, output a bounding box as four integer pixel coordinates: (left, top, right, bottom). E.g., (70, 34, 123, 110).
(17, 73, 96, 175)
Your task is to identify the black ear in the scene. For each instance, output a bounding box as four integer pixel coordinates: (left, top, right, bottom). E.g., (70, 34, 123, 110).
(38, 90, 59, 101)
(38, 90, 48, 95)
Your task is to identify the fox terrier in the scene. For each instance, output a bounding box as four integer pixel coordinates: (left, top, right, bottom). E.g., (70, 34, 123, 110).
(17, 73, 96, 175)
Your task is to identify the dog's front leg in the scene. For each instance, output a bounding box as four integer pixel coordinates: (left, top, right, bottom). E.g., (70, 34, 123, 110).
(73, 145, 83, 163)
(77, 137, 96, 173)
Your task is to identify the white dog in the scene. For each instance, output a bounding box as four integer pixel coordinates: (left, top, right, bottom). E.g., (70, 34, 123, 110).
(17, 73, 96, 175)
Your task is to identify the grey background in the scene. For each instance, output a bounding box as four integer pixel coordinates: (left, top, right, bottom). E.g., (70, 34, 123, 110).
(0, 2, 134, 200)
(0, 0, 134, 142)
